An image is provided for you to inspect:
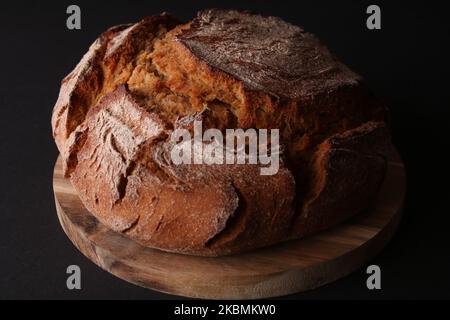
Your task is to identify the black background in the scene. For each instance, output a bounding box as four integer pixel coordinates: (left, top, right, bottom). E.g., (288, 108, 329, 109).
(0, 0, 449, 299)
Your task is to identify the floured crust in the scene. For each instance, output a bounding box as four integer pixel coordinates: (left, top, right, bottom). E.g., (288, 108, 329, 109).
(52, 10, 391, 256)
(52, 14, 179, 175)
(176, 9, 361, 99)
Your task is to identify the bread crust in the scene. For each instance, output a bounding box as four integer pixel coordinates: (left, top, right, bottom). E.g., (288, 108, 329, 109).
(52, 10, 391, 256)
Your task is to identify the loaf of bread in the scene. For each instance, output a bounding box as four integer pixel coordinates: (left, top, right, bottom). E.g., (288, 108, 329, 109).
(52, 10, 390, 256)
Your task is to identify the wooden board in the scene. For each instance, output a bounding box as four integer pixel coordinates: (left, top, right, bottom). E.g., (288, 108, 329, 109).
(53, 148, 405, 299)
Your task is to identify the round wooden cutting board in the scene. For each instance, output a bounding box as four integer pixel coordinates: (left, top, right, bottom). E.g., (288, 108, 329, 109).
(53, 148, 405, 299)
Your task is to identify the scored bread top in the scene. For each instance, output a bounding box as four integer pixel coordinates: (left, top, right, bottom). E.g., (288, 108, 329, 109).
(176, 9, 361, 99)
(52, 10, 390, 256)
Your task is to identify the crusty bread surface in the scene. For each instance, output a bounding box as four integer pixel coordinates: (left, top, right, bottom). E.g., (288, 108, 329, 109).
(52, 10, 390, 256)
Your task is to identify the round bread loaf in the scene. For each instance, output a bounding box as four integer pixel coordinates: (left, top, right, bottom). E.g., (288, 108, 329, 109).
(51, 10, 390, 256)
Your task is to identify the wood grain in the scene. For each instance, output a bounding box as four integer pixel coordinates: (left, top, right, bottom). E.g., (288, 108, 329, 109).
(53, 147, 405, 299)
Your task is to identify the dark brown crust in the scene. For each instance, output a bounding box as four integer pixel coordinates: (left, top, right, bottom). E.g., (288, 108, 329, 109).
(70, 85, 296, 255)
(292, 121, 389, 236)
(52, 10, 391, 256)
(176, 9, 361, 99)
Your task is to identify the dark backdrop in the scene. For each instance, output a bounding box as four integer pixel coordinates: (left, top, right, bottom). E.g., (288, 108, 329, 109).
(0, 0, 449, 299)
